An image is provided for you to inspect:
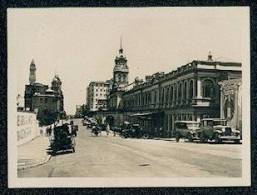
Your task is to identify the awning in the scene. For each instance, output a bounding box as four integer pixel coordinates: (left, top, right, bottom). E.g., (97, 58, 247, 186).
(130, 112, 155, 117)
(129, 111, 163, 117)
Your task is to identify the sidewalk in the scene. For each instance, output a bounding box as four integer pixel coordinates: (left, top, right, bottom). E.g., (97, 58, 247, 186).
(17, 135, 51, 170)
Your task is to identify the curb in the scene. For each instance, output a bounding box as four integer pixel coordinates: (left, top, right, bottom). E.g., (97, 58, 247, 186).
(18, 154, 51, 171)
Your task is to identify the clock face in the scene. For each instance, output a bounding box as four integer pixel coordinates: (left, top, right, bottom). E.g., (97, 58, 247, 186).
(224, 94, 235, 120)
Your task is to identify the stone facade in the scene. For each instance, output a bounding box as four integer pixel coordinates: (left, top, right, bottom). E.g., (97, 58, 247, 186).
(121, 56, 241, 137)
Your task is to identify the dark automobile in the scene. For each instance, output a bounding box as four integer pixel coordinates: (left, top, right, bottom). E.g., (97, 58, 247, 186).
(121, 123, 144, 138)
(98, 123, 107, 131)
(49, 124, 76, 155)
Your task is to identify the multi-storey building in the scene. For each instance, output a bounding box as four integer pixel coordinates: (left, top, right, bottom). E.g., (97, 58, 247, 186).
(121, 53, 242, 137)
(86, 81, 110, 111)
(24, 60, 64, 125)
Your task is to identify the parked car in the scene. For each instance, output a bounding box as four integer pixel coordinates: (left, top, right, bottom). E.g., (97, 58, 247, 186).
(121, 123, 144, 138)
(197, 118, 241, 143)
(174, 121, 200, 142)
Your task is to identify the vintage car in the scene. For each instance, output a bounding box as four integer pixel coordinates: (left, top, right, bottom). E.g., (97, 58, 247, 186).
(49, 124, 76, 155)
(120, 123, 144, 138)
(197, 118, 241, 143)
(174, 121, 200, 142)
(83, 117, 97, 128)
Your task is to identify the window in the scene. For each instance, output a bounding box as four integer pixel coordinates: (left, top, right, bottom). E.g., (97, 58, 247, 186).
(183, 82, 187, 100)
(170, 86, 173, 103)
(174, 85, 177, 102)
(166, 88, 169, 104)
(203, 79, 215, 98)
(189, 80, 193, 99)
(178, 83, 182, 103)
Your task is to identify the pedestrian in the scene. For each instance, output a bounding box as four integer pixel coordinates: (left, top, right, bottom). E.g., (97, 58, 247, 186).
(48, 125, 52, 136)
(106, 123, 110, 136)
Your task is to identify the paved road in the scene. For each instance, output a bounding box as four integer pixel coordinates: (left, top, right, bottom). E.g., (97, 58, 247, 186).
(18, 119, 242, 177)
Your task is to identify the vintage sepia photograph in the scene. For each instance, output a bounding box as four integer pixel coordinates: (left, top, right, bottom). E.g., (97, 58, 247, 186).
(8, 7, 250, 187)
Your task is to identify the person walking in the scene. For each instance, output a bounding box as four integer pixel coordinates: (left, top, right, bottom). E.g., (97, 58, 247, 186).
(106, 123, 110, 136)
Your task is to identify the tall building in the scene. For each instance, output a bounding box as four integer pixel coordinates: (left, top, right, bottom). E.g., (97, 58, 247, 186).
(112, 38, 129, 91)
(24, 60, 64, 125)
(86, 81, 110, 111)
(108, 39, 130, 110)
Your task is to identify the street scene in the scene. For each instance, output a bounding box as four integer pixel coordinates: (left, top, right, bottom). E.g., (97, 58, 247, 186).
(18, 119, 241, 177)
(9, 8, 250, 186)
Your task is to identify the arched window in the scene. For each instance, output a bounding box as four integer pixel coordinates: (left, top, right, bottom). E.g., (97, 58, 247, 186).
(154, 90, 157, 103)
(178, 83, 182, 103)
(174, 84, 177, 103)
(162, 88, 165, 105)
(189, 80, 194, 99)
(183, 82, 187, 101)
(170, 86, 173, 103)
(166, 88, 169, 105)
(203, 79, 215, 98)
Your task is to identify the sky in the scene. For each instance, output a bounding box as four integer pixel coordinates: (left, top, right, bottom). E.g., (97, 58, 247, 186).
(8, 7, 249, 115)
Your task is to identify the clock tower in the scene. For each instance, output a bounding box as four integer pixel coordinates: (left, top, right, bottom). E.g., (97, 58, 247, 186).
(113, 38, 129, 90)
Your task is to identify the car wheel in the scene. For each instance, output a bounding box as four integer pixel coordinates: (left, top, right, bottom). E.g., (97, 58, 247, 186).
(234, 139, 240, 144)
(175, 133, 180, 142)
(214, 133, 221, 144)
(187, 133, 193, 142)
(200, 132, 207, 143)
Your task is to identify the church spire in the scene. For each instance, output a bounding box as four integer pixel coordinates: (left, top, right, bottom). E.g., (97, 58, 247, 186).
(119, 36, 123, 54)
(29, 59, 36, 84)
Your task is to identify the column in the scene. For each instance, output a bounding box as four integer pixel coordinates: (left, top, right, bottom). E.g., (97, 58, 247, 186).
(192, 79, 196, 98)
(172, 85, 175, 106)
(220, 89, 224, 119)
(171, 114, 174, 137)
(197, 78, 202, 98)
(176, 83, 179, 105)
(181, 82, 184, 105)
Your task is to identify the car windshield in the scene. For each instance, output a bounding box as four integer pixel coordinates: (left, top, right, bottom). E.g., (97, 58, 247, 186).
(187, 123, 199, 129)
(175, 122, 199, 129)
(202, 119, 227, 126)
(213, 120, 227, 126)
(175, 123, 188, 129)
